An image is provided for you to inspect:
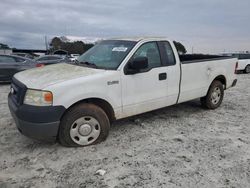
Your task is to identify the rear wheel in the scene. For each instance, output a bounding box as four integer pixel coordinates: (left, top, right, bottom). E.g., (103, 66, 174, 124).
(58, 103, 110, 147)
(245, 65, 250, 73)
(200, 80, 224, 109)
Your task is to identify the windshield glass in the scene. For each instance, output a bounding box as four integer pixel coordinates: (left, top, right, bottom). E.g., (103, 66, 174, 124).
(77, 40, 136, 70)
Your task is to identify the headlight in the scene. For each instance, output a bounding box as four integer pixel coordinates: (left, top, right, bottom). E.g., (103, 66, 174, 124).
(24, 89, 53, 106)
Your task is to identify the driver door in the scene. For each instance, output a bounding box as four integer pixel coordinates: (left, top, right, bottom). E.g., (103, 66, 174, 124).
(121, 42, 169, 118)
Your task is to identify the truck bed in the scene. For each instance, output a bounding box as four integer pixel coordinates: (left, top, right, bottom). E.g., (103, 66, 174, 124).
(178, 56, 237, 104)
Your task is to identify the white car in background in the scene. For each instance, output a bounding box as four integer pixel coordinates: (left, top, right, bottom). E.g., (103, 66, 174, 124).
(235, 53, 250, 73)
(69, 54, 80, 62)
(223, 53, 250, 73)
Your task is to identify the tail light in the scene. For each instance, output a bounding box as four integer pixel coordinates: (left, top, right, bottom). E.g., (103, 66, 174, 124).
(36, 63, 45, 67)
(234, 62, 238, 74)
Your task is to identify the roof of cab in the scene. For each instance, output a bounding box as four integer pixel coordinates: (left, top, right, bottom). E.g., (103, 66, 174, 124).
(108, 36, 168, 42)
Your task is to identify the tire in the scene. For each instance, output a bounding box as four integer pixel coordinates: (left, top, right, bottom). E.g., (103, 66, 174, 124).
(245, 65, 250, 74)
(58, 103, 110, 147)
(200, 80, 224, 109)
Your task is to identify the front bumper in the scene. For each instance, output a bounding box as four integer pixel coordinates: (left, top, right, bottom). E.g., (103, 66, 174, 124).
(8, 94, 65, 142)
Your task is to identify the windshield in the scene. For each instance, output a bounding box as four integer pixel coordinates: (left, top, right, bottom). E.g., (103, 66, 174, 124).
(77, 40, 136, 70)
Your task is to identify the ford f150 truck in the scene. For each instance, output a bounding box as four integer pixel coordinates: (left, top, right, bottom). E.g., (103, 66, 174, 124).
(8, 37, 238, 147)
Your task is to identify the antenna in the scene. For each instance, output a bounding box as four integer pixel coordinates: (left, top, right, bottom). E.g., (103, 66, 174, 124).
(45, 35, 48, 52)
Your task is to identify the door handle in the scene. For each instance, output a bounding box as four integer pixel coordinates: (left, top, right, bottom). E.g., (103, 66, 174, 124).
(159, 73, 167, 80)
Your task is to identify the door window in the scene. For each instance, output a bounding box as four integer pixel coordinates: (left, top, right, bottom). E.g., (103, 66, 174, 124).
(0, 56, 16, 63)
(48, 56, 61, 60)
(15, 57, 25, 63)
(37, 56, 49, 61)
(162, 42, 176, 65)
(131, 42, 161, 70)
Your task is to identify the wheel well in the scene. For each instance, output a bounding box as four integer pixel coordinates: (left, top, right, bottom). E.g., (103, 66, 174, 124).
(65, 98, 116, 122)
(213, 75, 226, 89)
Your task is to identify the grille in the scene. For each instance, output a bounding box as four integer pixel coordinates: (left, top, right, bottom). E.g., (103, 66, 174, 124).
(10, 78, 27, 106)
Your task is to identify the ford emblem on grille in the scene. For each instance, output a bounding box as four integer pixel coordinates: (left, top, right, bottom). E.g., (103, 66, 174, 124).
(10, 87, 15, 94)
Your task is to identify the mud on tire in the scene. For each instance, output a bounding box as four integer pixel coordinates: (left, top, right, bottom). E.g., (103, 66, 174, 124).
(200, 80, 224, 109)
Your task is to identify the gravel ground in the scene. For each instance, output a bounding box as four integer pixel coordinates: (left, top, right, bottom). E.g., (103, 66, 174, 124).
(0, 74, 249, 188)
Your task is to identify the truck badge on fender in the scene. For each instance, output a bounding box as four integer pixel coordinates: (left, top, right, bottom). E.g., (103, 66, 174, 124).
(107, 81, 119, 85)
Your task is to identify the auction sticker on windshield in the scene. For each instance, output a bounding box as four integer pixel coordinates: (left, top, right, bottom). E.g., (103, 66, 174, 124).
(112, 47, 128, 52)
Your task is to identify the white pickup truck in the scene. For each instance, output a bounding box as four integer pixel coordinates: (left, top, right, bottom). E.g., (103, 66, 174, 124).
(8, 37, 238, 147)
(223, 53, 250, 73)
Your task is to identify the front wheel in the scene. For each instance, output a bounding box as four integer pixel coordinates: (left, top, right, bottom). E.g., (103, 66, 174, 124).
(245, 65, 250, 73)
(58, 103, 110, 147)
(200, 80, 224, 109)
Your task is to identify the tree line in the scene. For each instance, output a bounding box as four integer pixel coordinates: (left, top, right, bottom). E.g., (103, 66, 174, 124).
(49, 37, 94, 55)
(1, 38, 187, 55)
(49, 37, 187, 55)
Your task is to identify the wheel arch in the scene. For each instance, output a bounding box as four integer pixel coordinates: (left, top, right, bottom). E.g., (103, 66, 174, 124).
(62, 98, 116, 123)
(205, 75, 227, 95)
(245, 64, 250, 73)
(212, 75, 227, 89)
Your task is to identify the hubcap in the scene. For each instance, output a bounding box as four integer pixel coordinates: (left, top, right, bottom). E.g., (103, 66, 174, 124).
(79, 124, 92, 136)
(70, 116, 101, 146)
(211, 87, 221, 105)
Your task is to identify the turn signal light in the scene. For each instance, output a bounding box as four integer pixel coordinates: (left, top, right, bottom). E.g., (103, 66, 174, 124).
(43, 92, 53, 103)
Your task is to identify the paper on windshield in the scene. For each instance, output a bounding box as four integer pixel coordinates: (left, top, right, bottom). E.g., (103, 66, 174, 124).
(112, 47, 128, 52)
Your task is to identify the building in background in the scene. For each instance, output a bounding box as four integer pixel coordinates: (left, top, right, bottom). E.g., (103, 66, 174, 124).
(0, 43, 12, 55)
(0, 48, 12, 55)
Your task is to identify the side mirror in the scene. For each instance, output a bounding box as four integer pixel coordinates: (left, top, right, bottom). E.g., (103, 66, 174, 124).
(125, 57, 148, 74)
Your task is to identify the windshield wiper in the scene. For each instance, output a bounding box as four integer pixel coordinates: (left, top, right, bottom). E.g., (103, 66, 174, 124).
(77, 61, 98, 68)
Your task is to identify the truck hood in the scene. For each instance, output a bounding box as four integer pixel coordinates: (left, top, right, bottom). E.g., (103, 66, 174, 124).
(14, 63, 106, 89)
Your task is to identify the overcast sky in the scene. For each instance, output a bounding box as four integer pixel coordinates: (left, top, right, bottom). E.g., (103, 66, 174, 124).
(0, 0, 249, 53)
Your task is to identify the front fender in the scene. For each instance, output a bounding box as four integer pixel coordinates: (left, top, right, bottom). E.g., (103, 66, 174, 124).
(45, 71, 122, 117)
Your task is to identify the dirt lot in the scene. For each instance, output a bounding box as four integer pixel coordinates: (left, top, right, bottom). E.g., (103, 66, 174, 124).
(0, 74, 249, 188)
